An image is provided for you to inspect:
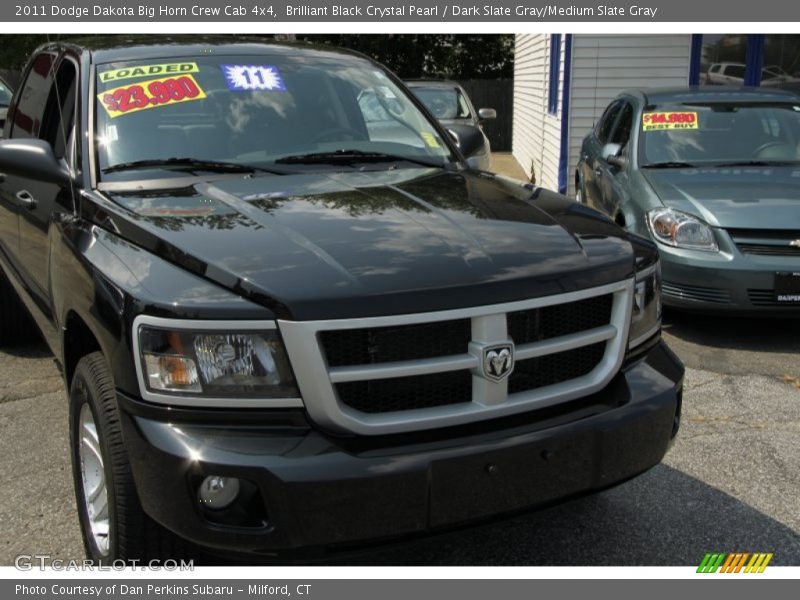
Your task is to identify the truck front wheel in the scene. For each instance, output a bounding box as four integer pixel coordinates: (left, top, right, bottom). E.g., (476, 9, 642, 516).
(69, 352, 188, 563)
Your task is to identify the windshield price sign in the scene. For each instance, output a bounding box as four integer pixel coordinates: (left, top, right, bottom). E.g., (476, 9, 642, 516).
(642, 112, 699, 131)
(98, 74, 207, 118)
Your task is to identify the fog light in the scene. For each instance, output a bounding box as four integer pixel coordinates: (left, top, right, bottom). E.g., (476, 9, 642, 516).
(198, 476, 240, 510)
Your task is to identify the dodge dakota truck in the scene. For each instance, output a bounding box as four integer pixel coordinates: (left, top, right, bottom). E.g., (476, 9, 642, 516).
(0, 38, 682, 563)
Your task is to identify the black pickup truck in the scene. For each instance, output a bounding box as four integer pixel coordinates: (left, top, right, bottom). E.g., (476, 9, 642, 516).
(0, 38, 682, 563)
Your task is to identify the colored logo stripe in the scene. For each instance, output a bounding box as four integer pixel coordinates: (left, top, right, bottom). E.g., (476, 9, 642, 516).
(697, 552, 773, 573)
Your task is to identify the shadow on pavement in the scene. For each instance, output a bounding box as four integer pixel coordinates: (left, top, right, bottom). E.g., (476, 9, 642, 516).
(337, 464, 800, 566)
(663, 310, 800, 354)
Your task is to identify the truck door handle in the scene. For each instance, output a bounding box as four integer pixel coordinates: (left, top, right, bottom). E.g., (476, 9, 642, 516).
(15, 190, 37, 209)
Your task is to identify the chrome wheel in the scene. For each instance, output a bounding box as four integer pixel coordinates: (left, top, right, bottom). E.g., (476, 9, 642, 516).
(78, 403, 110, 556)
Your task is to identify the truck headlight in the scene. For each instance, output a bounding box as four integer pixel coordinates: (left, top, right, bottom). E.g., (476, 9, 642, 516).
(646, 207, 718, 252)
(134, 318, 299, 403)
(629, 261, 662, 348)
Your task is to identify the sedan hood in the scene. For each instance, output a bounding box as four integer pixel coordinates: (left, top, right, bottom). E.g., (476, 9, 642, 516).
(644, 167, 800, 229)
(102, 169, 634, 320)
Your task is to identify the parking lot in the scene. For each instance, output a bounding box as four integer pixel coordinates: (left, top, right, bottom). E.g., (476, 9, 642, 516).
(0, 308, 798, 566)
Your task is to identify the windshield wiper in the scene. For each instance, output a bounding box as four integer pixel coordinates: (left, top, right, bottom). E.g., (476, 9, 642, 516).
(640, 161, 697, 169)
(713, 160, 800, 167)
(102, 157, 281, 175)
(274, 149, 445, 169)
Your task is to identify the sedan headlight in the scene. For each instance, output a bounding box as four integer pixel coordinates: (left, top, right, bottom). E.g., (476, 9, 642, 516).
(134, 318, 299, 404)
(629, 261, 662, 348)
(647, 208, 718, 252)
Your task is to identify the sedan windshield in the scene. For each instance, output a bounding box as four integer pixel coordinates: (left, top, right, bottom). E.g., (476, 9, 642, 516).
(411, 87, 472, 120)
(640, 103, 800, 166)
(94, 54, 454, 181)
(0, 81, 12, 106)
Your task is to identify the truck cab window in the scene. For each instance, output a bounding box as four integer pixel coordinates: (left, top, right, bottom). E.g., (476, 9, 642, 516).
(40, 59, 77, 161)
(10, 52, 56, 139)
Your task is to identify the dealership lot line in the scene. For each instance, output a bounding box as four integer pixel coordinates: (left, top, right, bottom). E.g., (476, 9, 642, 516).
(0, 331, 797, 565)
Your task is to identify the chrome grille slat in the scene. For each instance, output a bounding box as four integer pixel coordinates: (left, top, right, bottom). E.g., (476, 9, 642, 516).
(514, 324, 617, 361)
(329, 353, 479, 383)
(279, 279, 634, 435)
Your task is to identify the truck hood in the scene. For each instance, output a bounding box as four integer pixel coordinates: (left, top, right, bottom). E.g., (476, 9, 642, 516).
(644, 167, 800, 229)
(102, 168, 634, 320)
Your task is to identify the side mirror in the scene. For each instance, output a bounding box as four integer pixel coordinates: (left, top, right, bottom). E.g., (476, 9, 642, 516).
(607, 154, 627, 169)
(0, 138, 71, 185)
(601, 143, 626, 169)
(447, 124, 486, 161)
(478, 108, 497, 121)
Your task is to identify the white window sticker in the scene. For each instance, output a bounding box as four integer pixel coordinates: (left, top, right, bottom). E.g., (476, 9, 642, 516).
(221, 65, 287, 91)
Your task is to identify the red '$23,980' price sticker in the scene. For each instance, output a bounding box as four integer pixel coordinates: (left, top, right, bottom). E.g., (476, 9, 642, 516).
(642, 112, 698, 131)
(98, 74, 207, 118)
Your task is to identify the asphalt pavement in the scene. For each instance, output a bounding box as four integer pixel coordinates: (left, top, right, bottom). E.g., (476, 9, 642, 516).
(0, 311, 798, 566)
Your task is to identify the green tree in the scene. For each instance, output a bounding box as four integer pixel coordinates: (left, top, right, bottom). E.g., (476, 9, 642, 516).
(0, 34, 515, 81)
(298, 34, 515, 79)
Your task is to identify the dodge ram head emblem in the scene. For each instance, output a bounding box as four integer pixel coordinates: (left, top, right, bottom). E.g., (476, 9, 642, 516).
(790, 239, 800, 248)
(481, 344, 514, 382)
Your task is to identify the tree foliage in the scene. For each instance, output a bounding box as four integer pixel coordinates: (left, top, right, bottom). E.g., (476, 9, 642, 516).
(298, 35, 515, 79)
(0, 34, 514, 83)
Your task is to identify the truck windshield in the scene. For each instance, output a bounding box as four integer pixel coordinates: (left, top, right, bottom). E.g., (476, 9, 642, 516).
(94, 54, 454, 181)
(640, 103, 800, 167)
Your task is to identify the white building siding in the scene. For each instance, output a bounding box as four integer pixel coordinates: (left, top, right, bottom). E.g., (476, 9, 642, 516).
(512, 34, 565, 192)
(566, 35, 693, 194)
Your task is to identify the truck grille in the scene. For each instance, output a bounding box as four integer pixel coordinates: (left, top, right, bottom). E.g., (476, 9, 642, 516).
(508, 343, 606, 395)
(279, 280, 633, 435)
(322, 295, 613, 368)
(321, 319, 471, 368)
(336, 370, 473, 414)
(728, 228, 800, 257)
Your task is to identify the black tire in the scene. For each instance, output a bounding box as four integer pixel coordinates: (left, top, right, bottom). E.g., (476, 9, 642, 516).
(0, 267, 38, 346)
(69, 351, 188, 563)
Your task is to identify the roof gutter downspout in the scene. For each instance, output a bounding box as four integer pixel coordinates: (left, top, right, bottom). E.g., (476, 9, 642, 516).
(557, 34, 573, 195)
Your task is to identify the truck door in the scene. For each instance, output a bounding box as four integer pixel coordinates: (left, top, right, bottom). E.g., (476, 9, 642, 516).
(0, 52, 56, 285)
(8, 54, 77, 316)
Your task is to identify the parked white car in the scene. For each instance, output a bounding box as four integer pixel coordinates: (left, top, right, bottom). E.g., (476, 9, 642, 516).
(703, 62, 800, 87)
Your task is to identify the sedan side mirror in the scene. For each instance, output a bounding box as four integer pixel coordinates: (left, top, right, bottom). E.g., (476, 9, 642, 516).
(0, 139, 72, 185)
(478, 108, 497, 121)
(601, 143, 626, 169)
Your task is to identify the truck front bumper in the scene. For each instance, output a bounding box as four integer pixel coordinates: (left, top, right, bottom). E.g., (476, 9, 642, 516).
(118, 339, 683, 560)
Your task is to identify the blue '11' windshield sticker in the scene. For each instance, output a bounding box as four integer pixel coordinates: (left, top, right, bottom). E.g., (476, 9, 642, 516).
(221, 65, 287, 91)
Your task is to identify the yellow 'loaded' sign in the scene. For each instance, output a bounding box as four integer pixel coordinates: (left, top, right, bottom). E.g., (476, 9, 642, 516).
(99, 63, 199, 83)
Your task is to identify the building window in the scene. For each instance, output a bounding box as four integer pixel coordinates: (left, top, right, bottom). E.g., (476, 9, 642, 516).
(691, 34, 800, 90)
(548, 34, 561, 115)
(760, 35, 800, 89)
